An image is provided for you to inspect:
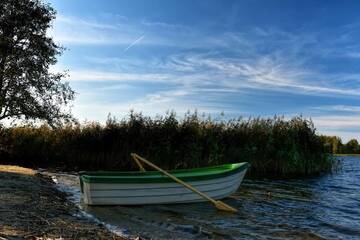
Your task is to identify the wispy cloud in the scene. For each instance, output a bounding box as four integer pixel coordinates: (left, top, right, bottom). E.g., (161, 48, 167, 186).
(313, 115, 360, 129)
(69, 51, 360, 98)
(311, 105, 360, 113)
(68, 70, 170, 82)
(49, 14, 250, 48)
(49, 14, 144, 45)
(155, 53, 360, 96)
(56, 15, 118, 30)
(72, 88, 232, 122)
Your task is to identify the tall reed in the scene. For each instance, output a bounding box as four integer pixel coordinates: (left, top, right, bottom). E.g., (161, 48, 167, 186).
(0, 111, 334, 178)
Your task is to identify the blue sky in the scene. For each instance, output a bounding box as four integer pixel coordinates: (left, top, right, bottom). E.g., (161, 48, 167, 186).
(47, 0, 360, 142)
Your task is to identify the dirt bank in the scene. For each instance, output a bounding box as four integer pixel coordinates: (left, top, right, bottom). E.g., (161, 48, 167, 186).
(0, 165, 123, 239)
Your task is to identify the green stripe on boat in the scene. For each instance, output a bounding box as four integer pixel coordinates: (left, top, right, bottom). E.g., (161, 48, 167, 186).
(80, 162, 250, 184)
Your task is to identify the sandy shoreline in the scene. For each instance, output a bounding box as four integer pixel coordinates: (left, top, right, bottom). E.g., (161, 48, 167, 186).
(0, 165, 124, 239)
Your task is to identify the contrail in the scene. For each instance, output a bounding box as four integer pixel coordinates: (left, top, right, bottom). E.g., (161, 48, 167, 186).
(123, 34, 145, 52)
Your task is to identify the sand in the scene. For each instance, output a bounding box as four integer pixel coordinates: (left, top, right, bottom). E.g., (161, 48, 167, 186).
(0, 165, 124, 240)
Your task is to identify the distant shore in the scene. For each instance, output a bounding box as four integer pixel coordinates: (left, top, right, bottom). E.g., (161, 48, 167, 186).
(0, 165, 123, 239)
(333, 154, 360, 157)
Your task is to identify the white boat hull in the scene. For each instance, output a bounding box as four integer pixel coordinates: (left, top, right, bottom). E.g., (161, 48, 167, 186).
(82, 168, 247, 205)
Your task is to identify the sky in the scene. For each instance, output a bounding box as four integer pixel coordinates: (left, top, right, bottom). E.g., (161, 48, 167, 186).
(46, 0, 360, 142)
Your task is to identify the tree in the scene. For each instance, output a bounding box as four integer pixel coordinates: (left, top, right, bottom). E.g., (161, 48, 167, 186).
(331, 136, 343, 154)
(345, 139, 359, 154)
(319, 135, 343, 154)
(0, 0, 74, 126)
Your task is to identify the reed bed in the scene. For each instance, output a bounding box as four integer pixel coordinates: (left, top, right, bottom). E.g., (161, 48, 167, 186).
(0, 111, 335, 178)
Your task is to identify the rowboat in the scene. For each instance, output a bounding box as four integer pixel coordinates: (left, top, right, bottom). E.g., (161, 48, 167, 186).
(79, 162, 249, 205)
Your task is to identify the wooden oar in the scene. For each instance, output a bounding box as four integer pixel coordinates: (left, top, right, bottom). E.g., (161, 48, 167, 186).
(132, 154, 146, 172)
(130, 153, 237, 213)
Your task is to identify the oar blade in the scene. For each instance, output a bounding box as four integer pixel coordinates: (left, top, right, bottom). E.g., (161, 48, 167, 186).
(215, 201, 238, 213)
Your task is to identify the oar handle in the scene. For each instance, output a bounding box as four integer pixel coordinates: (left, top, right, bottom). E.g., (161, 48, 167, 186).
(131, 155, 146, 172)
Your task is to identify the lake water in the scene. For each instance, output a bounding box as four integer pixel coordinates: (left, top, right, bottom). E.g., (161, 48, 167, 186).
(49, 156, 360, 239)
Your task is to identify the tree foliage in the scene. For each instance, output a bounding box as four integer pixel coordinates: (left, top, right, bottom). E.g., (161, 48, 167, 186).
(320, 135, 360, 154)
(0, 0, 74, 125)
(345, 139, 359, 154)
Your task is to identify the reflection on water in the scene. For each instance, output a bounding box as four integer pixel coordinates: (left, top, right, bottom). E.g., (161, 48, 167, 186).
(48, 157, 360, 240)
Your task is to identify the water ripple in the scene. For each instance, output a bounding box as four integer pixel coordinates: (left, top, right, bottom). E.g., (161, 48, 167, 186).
(49, 156, 360, 239)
